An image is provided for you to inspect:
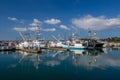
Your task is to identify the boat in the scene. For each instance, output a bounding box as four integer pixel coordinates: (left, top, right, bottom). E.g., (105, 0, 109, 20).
(62, 40, 87, 50)
(50, 34, 87, 50)
(62, 33, 87, 50)
(15, 23, 45, 53)
(87, 39, 104, 48)
(87, 29, 104, 48)
(16, 41, 42, 53)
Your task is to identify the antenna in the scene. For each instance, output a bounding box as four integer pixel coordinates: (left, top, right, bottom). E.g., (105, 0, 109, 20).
(88, 28, 92, 38)
(51, 35, 59, 42)
(35, 23, 41, 40)
(19, 32, 25, 41)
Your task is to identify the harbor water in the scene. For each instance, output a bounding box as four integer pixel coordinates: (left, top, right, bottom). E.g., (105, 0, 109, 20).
(0, 48, 120, 80)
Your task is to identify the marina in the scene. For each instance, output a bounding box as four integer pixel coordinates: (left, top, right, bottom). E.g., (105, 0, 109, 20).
(0, 48, 120, 80)
(0, 0, 120, 80)
(0, 17, 118, 53)
(0, 39, 120, 52)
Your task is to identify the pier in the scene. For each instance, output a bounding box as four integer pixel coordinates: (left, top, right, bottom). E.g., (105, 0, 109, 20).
(46, 47, 70, 51)
(0, 40, 120, 53)
(109, 42, 120, 47)
(0, 46, 15, 51)
(16, 48, 41, 53)
(0, 41, 16, 51)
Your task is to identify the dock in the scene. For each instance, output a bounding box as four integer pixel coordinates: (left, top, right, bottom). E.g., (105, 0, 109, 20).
(16, 46, 42, 53)
(0, 46, 15, 51)
(109, 42, 120, 47)
(16, 48, 41, 53)
(0, 41, 16, 51)
(46, 47, 70, 51)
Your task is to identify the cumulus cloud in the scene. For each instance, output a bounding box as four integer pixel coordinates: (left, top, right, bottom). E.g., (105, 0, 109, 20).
(30, 18, 41, 27)
(30, 23, 39, 27)
(59, 25, 70, 30)
(72, 15, 120, 31)
(33, 19, 41, 23)
(8, 17, 18, 21)
(42, 28, 56, 32)
(44, 18, 61, 24)
(28, 27, 40, 31)
(13, 27, 27, 31)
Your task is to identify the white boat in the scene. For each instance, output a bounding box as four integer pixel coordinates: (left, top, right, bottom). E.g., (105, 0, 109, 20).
(16, 22, 46, 50)
(32, 40, 45, 48)
(61, 40, 87, 50)
(48, 41, 63, 47)
(17, 41, 29, 49)
(17, 40, 45, 50)
(50, 33, 87, 50)
(49, 40, 87, 50)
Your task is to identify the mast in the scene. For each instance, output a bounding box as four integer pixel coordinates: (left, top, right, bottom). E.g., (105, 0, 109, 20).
(19, 32, 25, 41)
(35, 23, 41, 40)
(87, 28, 99, 40)
(88, 28, 92, 39)
(18, 28, 31, 41)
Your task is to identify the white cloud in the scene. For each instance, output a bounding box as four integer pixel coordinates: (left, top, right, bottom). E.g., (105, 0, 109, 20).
(44, 18, 61, 24)
(42, 28, 56, 32)
(28, 27, 40, 31)
(33, 19, 41, 23)
(13, 27, 27, 31)
(30, 18, 41, 27)
(30, 23, 39, 27)
(72, 15, 120, 31)
(8, 17, 18, 21)
(59, 25, 70, 30)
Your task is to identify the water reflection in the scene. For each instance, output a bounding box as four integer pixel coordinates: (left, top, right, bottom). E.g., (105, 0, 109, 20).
(5, 51, 42, 69)
(71, 49, 105, 69)
(71, 48, 120, 69)
(43, 50, 70, 67)
(44, 60, 60, 67)
(1, 48, 120, 70)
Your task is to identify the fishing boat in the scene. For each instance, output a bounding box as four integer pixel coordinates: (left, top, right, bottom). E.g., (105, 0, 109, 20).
(15, 23, 45, 53)
(62, 40, 87, 50)
(87, 29, 104, 48)
(50, 34, 87, 50)
(87, 39, 104, 48)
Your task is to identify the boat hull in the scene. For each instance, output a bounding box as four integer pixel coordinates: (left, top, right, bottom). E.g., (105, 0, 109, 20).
(62, 46, 87, 50)
(88, 43, 104, 48)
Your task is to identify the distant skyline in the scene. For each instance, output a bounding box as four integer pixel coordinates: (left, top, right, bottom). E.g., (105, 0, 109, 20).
(0, 0, 120, 40)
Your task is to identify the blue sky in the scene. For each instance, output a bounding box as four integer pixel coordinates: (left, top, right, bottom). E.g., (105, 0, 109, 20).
(0, 0, 120, 40)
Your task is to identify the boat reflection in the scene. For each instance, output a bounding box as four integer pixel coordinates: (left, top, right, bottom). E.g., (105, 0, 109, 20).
(2, 48, 120, 70)
(15, 50, 70, 68)
(15, 48, 108, 69)
(2, 51, 43, 70)
(43, 50, 70, 67)
(18, 51, 42, 69)
(71, 48, 120, 69)
(71, 49, 106, 68)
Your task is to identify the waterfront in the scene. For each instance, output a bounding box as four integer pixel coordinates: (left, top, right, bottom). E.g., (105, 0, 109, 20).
(0, 48, 120, 80)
